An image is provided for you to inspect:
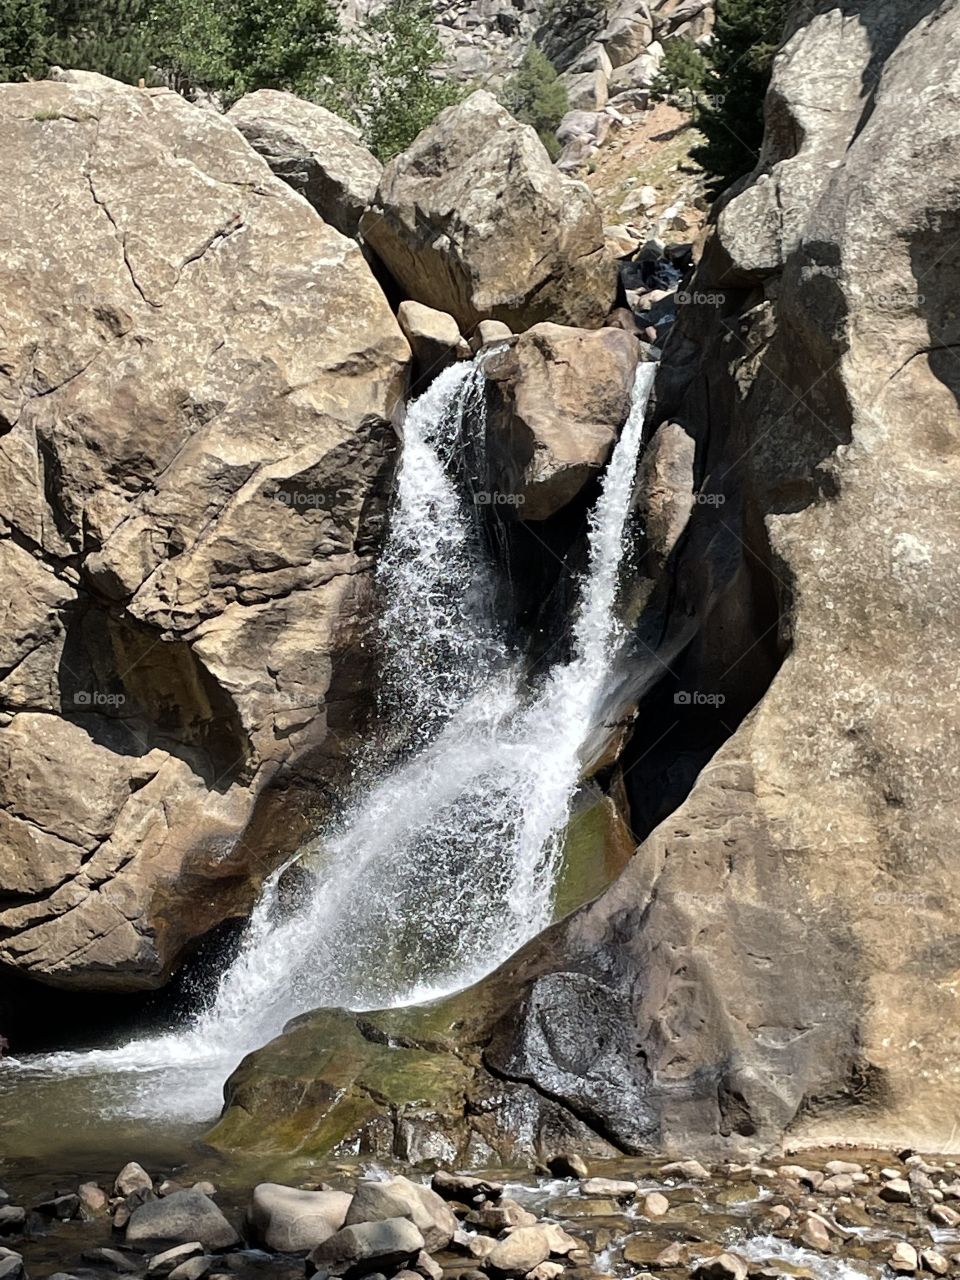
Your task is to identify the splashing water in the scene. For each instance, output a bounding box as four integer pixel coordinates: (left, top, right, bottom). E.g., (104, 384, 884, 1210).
(4, 359, 657, 1125)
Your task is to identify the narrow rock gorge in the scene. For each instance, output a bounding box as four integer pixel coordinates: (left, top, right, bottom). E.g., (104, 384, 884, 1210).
(1, 3, 960, 1280)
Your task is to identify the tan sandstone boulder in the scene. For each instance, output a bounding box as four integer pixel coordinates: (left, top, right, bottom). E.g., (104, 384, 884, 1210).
(226, 89, 382, 240)
(0, 74, 409, 991)
(361, 91, 616, 335)
(481, 323, 643, 520)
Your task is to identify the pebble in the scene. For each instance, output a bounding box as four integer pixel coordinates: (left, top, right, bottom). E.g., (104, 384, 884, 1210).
(929, 1203, 960, 1226)
(799, 1215, 833, 1254)
(657, 1242, 684, 1267)
(880, 1179, 913, 1203)
(691, 1252, 748, 1280)
(920, 1250, 948, 1275)
(661, 1160, 710, 1182)
(146, 1243, 205, 1276)
(889, 1242, 918, 1273)
(78, 1182, 110, 1216)
(579, 1178, 638, 1199)
(767, 1205, 792, 1224)
(819, 1175, 855, 1195)
(824, 1160, 863, 1176)
(643, 1191, 670, 1217)
(168, 1259, 212, 1280)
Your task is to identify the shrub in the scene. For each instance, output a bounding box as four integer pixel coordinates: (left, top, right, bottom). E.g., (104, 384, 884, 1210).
(650, 36, 707, 108)
(0, 0, 50, 80)
(502, 44, 568, 160)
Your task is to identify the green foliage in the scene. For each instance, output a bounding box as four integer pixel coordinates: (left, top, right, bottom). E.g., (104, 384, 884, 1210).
(318, 0, 462, 161)
(0, 0, 49, 80)
(50, 0, 159, 84)
(691, 0, 787, 189)
(502, 44, 568, 160)
(650, 36, 707, 107)
(148, 0, 338, 104)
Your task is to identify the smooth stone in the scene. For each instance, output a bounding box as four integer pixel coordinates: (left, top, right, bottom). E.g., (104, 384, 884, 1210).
(192, 1184, 217, 1198)
(921, 1250, 948, 1275)
(824, 1161, 863, 1176)
(0, 1256, 23, 1280)
(34, 1194, 79, 1220)
(345, 1178, 457, 1253)
(547, 1154, 589, 1179)
(466, 1202, 537, 1231)
(579, 1179, 637, 1200)
(415, 1251, 442, 1280)
(310, 1218, 426, 1277)
(661, 1161, 710, 1182)
(547, 1197, 621, 1218)
(643, 1192, 670, 1218)
(889, 1243, 918, 1273)
(692, 1253, 748, 1280)
(485, 1227, 552, 1275)
(126, 1191, 239, 1252)
(78, 1183, 110, 1216)
(527, 1265, 564, 1280)
(82, 1248, 140, 1273)
(168, 1259, 212, 1280)
(115, 1163, 153, 1197)
(147, 1243, 206, 1276)
(249, 1184, 351, 1253)
(881, 1180, 913, 1203)
(0, 1209, 24, 1236)
(431, 1173, 503, 1204)
(798, 1217, 833, 1254)
(930, 1204, 960, 1226)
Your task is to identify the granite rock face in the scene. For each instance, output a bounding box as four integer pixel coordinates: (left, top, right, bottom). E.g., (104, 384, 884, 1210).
(0, 75, 409, 991)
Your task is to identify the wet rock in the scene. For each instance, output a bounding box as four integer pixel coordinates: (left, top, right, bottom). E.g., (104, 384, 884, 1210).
(778, 1167, 822, 1190)
(625, 1238, 673, 1267)
(82, 1248, 141, 1273)
(485, 1227, 553, 1275)
(691, 1253, 748, 1280)
(126, 1191, 239, 1252)
(881, 1180, 913, 1204)
(78, 1183, 110, 1216)
(798, 1216, 833, 1254)
(472, 320, 513, 351)
(643, 1192, 670, 1218)
(547, 1197, 621, 1219)
(431, 1173, 503, 1205)
(249, 1184, 351, 1253)
(466, 1201, 537, 1232)
(929, 1204, 960, 1227)
(168, 1261, 212, 1280)
(579, 1179, 637, 1200)
(310, 1218, 426, 1277)
(528, 1265, 564, 1280)
(158, 1183, 185, 1199)
(920, 1250, 948, 1275)
(415, 1252, 442, 1280)
(832, 1202, 872, 1228)
(115, 1163, 154, 1197)
(146, 1243, 206, 1276)
(34, 1194, 79, 1220)
(0, 1209, 24, 1237)
(824, 1161, 862, 1176)
(889, 1243, 918, 1273)
(192, 1184, 217, 1199)
(819, 1176, 855, 1196)
(344, 1177, 457, 1253)
(661, 1161, 710, 1182)
(547, 1153, 589, 1179)
(0, 1250, 24, 1280)
(467, 1238, 498, 1262)
(657, 1243, 685, 1267)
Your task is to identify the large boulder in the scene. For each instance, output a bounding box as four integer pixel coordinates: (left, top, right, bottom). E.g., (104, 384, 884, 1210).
(482, 324, 643, 519)
(0, 75, 409, 993)
(343, 1177, 456, 1253)
(361, 91, 616, 334)
(226, 89, 381, 240)
(248, 1184, 351, 1253)
(309, 1218, 425, 1277)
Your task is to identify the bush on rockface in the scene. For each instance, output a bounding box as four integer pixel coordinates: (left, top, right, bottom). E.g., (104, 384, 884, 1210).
(650, 36, 707, 108)
(691, 0, 787, 189)
(502, 44, 568, 161)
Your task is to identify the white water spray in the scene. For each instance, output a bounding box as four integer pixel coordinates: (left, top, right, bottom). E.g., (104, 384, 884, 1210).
(5, 358, 657, 1124)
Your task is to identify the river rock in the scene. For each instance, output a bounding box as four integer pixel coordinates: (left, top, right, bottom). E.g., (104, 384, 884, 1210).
(890, 1243, 918, 1273)
(0, 1251, 23, 1280)
(0, 1209, 24, 1237)
(431, 1172, 503, 1204)
(643, 1192, 670, 1217)
(310, 1217, 426, 1276)
(227, 89, 381, 240)
(362, 91, 615, 333)
(485, 1227, 553, 1275)
(344, 1177, 456, 1253)
(481, 322, 641, 519)
(692, 1254, 748, 1280)
(126, 1191, 239, 1252)
(661, 1161, 710, 1182)
(81, 1249, 140, 1274)
(881, 1180, 913, 1204)
(115, 1164, 153, 1197)
(34, 1194, 79, 1220)
(579, 1178, 638, 1199)
(167, 1259, 212, 1280)
(78, 1183, 110, 1216)
(466, 1199, 538, 1231)
(147, 1244, 205, 1277)
(0, 73, 408, 994)
(546, 1153, 589, 1178)
(798, 1217, 833, 1255)
(249, 1184, 351, 1253)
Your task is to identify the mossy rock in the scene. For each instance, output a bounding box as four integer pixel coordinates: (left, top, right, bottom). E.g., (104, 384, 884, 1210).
(552, 784, 635, 921)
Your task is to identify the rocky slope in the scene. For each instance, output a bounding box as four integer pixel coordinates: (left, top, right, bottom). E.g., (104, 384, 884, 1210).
(210, 0, 960, 1162)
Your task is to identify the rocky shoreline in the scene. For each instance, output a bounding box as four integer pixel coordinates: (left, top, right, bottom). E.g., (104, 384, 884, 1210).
(4, 1150, 960, 1280)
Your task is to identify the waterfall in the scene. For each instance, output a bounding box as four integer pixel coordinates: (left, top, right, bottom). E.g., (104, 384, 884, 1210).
(5, 358, 657, 1125)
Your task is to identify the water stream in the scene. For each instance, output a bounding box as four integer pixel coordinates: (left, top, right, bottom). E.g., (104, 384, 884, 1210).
(1, 357, 657, 1136)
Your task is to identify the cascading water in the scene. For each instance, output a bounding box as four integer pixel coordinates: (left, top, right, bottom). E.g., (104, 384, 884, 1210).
(3, 356, 657, 1128)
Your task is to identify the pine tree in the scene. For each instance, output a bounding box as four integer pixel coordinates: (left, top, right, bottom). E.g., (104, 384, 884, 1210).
(651, 37, 707, 109)
(318, 0, 462, 161)
(0, 0, 51, 80)
(502, 44, 569, 160)
(691, 0, 787, 190)
(50, 0, 160, 85)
